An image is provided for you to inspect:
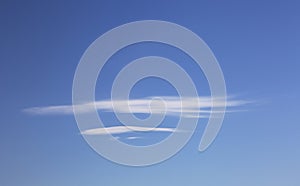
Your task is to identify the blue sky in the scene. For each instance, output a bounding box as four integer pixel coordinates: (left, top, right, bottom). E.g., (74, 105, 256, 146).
(1, 0, 300, 185)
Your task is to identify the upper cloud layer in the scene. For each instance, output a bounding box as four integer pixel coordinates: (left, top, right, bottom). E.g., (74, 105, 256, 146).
(23, 96, 251, 118)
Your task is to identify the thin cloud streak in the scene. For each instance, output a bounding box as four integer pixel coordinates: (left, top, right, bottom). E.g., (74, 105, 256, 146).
(23, 96, 251, 118)
(81, 126, 176, 135)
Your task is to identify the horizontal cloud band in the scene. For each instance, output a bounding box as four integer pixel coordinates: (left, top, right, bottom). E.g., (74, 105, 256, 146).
(23, 96, 250, 118)
(81, 126, 176, 135)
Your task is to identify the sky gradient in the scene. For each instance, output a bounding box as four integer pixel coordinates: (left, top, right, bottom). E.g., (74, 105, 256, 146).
(1, 0, 300, 185)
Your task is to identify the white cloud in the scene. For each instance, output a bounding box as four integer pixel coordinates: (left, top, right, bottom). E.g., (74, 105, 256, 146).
(23, 96, 251, 118)
(126, 136, 141, 140)
(81, 126, 176, 135)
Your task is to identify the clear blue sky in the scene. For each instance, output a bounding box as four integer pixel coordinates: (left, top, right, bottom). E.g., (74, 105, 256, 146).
(1, 0, 300, 185)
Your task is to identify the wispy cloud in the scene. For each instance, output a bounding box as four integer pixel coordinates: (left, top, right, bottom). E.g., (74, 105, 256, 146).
(81, 126, 176, 135)
(126, 136, 141, 140)
(23, 96, 251, 118)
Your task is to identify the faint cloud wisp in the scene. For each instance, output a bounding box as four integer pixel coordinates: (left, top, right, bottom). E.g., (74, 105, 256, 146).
(23, 96, 251, 118)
